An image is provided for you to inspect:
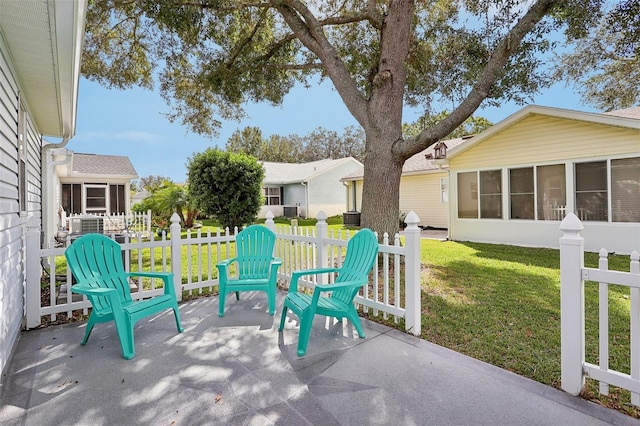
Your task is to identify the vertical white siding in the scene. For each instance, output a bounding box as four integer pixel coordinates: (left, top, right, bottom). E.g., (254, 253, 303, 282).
(0, 39, 42, 378)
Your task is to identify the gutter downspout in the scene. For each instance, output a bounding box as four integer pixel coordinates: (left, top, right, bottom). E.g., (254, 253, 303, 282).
(301, 181, 309, 219)
(42, 138, 71, 247)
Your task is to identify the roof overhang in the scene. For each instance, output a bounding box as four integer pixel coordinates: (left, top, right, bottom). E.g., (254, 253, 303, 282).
(0, 0, 87, 138)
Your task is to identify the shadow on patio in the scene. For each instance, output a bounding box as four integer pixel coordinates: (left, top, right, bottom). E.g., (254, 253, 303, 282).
(1, 291, 635, 425)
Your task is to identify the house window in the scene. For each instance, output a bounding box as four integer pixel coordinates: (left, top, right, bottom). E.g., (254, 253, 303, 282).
(611, 157, 640, 223)
(457, 172, 478, 218)
(509, 167, 534, 220)
(536, 164, 566, 221)
(61, 184, 82, 215)
(109, 184, 126, 214)
(575, 161, 607, 221)
(480, 170, 502, 219)
(263, 187, 282, 206)
(440, 177, 448, 203)
(85, 184, 108, 214)
(18, 102, 26, 213)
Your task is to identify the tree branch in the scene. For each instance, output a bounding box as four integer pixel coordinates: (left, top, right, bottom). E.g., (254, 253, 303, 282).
(272, 0, 370, 126)
(398, 0, 558, 159)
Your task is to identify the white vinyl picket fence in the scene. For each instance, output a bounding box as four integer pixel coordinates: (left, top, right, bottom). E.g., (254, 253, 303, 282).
(25, 211, 422, 336)
(560, 213, 640, 404)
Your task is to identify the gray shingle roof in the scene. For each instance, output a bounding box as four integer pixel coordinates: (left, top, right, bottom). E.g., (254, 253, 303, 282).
(604, 106, 640, 120)
(342, 137, 469, 180)
(72, 153, 138, 177)
(262, 158, 359, 184)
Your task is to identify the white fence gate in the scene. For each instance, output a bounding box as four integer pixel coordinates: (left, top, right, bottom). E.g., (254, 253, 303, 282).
(26, 211, 423, 336)
(560, 212, 640, 405)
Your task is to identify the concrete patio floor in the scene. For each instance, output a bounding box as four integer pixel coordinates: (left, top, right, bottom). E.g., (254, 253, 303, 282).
(1, 290, 636, 426)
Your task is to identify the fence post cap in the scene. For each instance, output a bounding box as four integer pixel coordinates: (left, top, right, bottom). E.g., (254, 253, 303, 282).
(265, 211, 275, 219)
(170, 213, 181, 224)
(559, 212, 583, 233)
(405, 211, 420, 227)
(316, 211, 327, 221)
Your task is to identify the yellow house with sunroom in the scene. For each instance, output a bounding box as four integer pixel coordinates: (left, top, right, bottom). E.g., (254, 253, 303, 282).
(445, 105, 640, 254)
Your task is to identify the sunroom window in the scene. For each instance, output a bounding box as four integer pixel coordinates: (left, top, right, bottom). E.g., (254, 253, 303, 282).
(575, 161, 607, 221)
(509, 167, 534, 220)
(611, 157, 640, 223)
(536, 164, 566, 221)
(480, 170, 502, 219)
(457, 172, 478, 218)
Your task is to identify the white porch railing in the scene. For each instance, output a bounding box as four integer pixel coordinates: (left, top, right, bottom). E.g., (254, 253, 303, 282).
(25, 211, 422, 336)
(560, 213, 640, 404)
(60, 210, 153, 239)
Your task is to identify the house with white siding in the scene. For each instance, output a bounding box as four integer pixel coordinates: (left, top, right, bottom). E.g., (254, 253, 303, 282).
(341, 138, 468, 229)
(51, 150, 138, 236)
(446, 105, 640, 254)
(0, 1, 86, 380)
(260, 157, 362, 218)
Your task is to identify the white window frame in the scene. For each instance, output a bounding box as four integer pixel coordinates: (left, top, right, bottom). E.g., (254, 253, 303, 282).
(84, 184, 109, 214)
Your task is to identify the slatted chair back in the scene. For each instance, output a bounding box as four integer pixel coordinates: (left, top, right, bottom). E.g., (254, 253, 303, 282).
(331, 228, 379, 304)
(235, 225, 277, 279)
(65, 233, 132, 311)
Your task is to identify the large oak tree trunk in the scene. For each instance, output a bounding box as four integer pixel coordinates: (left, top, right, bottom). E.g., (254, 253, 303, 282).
(360, 141, 405, 237)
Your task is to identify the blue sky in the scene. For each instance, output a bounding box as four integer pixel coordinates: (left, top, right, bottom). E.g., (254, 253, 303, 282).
(66, 76, 597, 183)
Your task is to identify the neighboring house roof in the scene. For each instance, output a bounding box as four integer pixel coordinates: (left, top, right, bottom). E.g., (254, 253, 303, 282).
(0, 1, 86, 137)
(132, 190, 150, 204)
(604, 106, 640, 120)
(446, 105, 640, 160)
(342, 136, 470, 181)
(262, 157, 362, 185)
(72, 153, 138, 178)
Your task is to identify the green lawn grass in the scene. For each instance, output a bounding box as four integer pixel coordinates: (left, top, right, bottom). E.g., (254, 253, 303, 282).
(409, 239, 637, 417)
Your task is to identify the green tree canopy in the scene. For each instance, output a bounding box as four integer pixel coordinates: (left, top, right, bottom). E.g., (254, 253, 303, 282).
(132, 179, 199, 229)
(83, 0, 607, 236)
(403, 112, 493, 139)
(187, 149, 264, 230)
(554, 0, 640, 111)
(138, 175, 173, 193)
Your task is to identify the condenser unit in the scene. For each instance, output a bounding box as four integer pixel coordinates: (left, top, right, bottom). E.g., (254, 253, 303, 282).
(69, 216, 104, 235)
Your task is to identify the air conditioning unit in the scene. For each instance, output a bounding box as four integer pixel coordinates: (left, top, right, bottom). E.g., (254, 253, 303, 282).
(283, 206, 298, 218)
(69, 216, 104, 235)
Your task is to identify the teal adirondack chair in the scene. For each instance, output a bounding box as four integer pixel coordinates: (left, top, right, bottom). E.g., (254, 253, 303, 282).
(216, 225, 282, 317)
(65, 233, 183, 359)
(278, 228, 379, 356)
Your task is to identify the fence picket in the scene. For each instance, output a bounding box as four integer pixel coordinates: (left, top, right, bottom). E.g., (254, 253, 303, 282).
(29, 211, 422, 338)
(560, 212, 640, 404)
